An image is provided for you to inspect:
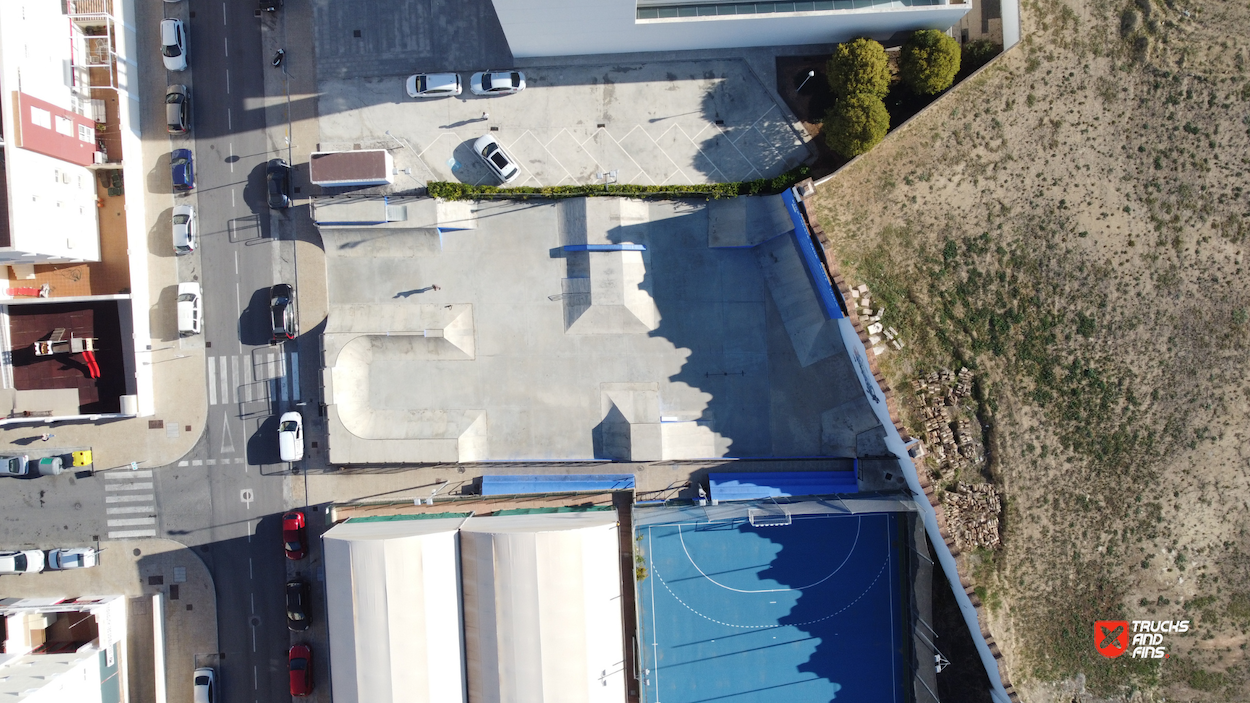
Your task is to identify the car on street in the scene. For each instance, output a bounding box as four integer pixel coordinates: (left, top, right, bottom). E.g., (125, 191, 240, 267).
(473, 135, 520, 184)
(406, 73, 461, 98)
(193, 667, 216, 703)
(166, 85, 189, 134)
(286, 579, 311, 631)
(0, 549, 45, 574)
(270, 283, 296, 342)
(0, 455, 29, 478)
(288, 644, 313, 696)
(172, 205, 196, 254)
(278, 412, 304, 462)
(282, 511, 306, 560)
(266, 159, 291, 209)
(171, 148, 194, 192)
(48, 547, 99, 570)
(469, 70, 525, 96)
(177, 282, 202, 337)
(159, 19, 187, 72)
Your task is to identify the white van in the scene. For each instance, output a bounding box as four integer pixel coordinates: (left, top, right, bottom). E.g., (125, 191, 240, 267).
(177, 282, 202, 337)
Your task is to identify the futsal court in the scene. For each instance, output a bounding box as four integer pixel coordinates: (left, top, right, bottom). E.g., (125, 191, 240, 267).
(636, 504, 908, 703)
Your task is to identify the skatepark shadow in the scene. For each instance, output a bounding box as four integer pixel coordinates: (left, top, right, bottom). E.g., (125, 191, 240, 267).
(239, 288, 275, 347)
(245, 414, 282, 466)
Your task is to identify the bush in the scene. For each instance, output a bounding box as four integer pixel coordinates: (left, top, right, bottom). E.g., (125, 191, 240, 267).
(826, 38, 891, 100)
(900, 29, 962, 95)
(824, 94, 890, 158)
(962, 40, 1000, 74)
(425, 165, 811, 201)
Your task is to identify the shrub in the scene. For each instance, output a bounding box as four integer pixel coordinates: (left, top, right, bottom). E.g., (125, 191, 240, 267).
(900, 29, 962, 95)
(826, 38, 891, 100)
(962, 40, 1000, 74)
(824, 94, 890, 158)
(425, 165, 811, 201)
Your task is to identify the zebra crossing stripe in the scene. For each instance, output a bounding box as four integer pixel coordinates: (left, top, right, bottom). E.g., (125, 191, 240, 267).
(108, 529, 157, 538)
(207, 358, 217, 405)
(105, 470, 153, 479)
(107, 506, 154, 515)
(107, 517, 156, 527)
(105, 482, 154, 491)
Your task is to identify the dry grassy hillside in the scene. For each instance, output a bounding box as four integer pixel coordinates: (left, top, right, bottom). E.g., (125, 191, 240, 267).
(810, 0, 1250, 699)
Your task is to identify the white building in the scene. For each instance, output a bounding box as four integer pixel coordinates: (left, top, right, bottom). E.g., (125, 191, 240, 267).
(491, 0, 972, 58)
(0, 595, 129, 703)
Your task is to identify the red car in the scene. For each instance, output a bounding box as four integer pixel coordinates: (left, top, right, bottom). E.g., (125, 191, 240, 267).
(288, 644, 313, 696)
(282, 511, 307, 560)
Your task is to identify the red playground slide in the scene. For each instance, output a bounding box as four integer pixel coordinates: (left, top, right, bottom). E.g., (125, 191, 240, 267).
(82, 350, 100, 379)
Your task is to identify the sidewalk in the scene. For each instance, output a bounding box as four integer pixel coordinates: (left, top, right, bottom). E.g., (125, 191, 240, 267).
(0, 539, 218, 703)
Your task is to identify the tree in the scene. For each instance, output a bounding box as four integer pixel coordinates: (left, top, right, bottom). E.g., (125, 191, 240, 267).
(824, 94, 890, 158)
(899, 29, 962, 95)
(826, 38, 891, 100)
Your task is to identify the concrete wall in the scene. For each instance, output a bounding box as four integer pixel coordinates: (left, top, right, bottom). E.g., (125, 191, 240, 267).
(491, 0, 971, 58)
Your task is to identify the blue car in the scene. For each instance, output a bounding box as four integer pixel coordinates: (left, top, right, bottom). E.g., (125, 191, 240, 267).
(171, 148, 194, 192)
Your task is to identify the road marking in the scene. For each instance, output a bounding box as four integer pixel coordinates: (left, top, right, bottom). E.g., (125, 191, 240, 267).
(105, 470, 152, 479)
(106, 494, 155, 504)
(221, 410, 235, 454)
(229, 143, 235, 174)
(248, 520, 253, 543)
(222, 2, 227, 26)
(232, 188, 236, 209)
(191, 460, 203, 466)
(219, 356, 228, 407)
(178, 461, 188, 467)
(224, 37, 228, 58)
(231, 354, 239, 404)
(207, 357, 217, 405)
(249, 557, 253, 578)
(107, 506, 154, 515)
(105, 482, 153, 491)
(250, 592, 255, 614)
(108, 529, 157, 539)
(278, 353, 289, 402)
(291, 351, 300, 401)
(206, 459, 216, 465)
(227, 107, 231, 131)
(240, 489, 254, 508)
(226, 68, 230, 94)
(107, 517, 156, 527)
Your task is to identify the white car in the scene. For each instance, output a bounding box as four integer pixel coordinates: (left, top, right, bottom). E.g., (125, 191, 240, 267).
(160, 19, 187, 72)
(406, 73, 461, 98)
(278, 412, 304, 462)
(469, 70, 525, 96)
(48, 547, 99, 570)
(0, 549, 45, 574)
(177, 281, 202, 337)
(193, 667, 216, 703)
(473, 135, 520, 184)
(173, 205, 196, 254)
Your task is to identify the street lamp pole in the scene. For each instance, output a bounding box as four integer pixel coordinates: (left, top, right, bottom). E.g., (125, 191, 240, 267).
(797, 70, 816, 93)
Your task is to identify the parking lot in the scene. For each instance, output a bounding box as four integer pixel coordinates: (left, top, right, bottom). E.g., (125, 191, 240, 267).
(315, 60, 813, 187)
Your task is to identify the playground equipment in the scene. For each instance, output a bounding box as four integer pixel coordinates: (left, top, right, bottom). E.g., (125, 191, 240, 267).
(32, 329, 100, 379)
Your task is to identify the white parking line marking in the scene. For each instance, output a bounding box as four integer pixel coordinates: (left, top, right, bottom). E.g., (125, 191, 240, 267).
(105, 470, 152, 479)
(106, 494, 155, 503)
(107, 506, 155, 515)
(105, 482, 154, 491)
(108, 517, 156, 527)
(108, 529, 157, 539)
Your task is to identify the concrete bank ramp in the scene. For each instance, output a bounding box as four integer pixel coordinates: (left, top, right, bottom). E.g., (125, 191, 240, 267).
(755, 232, 841, 368)
(707, 195, 794, 248)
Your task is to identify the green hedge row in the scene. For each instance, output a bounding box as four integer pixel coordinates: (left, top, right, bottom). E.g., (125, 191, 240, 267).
(426, 165, 810, 201)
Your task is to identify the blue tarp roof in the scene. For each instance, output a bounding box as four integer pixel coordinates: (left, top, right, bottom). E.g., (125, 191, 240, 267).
(480, 474, 636, 496)
(709, 471, 859, 501)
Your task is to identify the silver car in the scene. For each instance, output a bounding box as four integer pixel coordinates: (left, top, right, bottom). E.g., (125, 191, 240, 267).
(173, 205, 196, 254)
(0, 455, 29, 477)
(166, 85, 189, 134)
(48, 547, 99, 570)
(406, 73, 461, 98)
(473, 135, 519, 184)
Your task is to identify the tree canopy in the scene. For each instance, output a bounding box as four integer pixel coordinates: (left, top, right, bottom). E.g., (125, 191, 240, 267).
(824, 94, 890, 158)
(826, 38, 891, 100)
(899, 29, 962, 95)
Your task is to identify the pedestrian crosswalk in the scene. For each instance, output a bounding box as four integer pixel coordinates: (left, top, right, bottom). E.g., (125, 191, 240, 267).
(206, 351, 300, 406)
(104, 470, 157, 539)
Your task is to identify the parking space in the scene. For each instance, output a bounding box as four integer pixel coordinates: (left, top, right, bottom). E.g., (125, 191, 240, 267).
(315, 60, 813, 187)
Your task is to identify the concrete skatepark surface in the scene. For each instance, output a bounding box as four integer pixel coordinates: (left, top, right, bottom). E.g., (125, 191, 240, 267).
(321, 196, 882, 464)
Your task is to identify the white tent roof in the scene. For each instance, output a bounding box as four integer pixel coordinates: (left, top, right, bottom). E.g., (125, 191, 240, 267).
(460, 512, 626, 703)
(323, 516, 469, 703)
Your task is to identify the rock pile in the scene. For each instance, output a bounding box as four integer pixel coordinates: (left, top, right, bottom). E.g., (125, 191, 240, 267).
(850, 284, 904, 358)
(911, 367, 985, 472)
(943, 482, 1001, 550)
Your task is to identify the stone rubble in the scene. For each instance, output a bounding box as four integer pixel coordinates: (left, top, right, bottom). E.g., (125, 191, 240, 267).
(941, 482, 1002, 550)
(910, 367, 985, 473)
(851, 284, 904, 357)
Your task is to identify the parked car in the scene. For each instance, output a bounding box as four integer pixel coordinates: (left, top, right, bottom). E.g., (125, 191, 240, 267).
(406, 73, 461, 98)
(0, 549, 45, 574)
(193, 667, 216, 703)
(278, 412, 304, 462)
(266, 159, 291, 209)
(473, 135, 520, 184)
(172, 205, 196, 254)
(48, 547, 98, 570)
(288, 644, 313, 696)
(171, 148, 195, 191)
(166, 85, 190, 134)
(469, 70, 525, 96)
(282, 511, 306, 560)
(270, 283, 296, 342)
(0, 455, 29, 478)
(286, 579, 311, 631)
(159, 19, 187, 72)
(177, 282, 202, 337)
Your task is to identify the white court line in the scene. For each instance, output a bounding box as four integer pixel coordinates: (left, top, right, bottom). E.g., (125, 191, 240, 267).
(219, 356, 228, 407)
(106, 494, 155, 504)
(105, 470, 152, 479)
(107, 506, 155, 515)
(105, 482, 154, 492)
(676, 517, 862, 593)
(648, 527, 660, 699)
(108, 517, 156, 527)
(107, 525, 155, 535)
(207, 357, 217, 405)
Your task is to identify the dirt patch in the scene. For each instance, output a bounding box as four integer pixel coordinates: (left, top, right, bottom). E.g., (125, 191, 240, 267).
(808, 0, 1250, 700)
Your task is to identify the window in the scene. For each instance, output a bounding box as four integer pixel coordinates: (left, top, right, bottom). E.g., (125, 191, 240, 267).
(30, 106, 51, 129)
(79, 124, 94, 143)
(55, 115, 74, 137)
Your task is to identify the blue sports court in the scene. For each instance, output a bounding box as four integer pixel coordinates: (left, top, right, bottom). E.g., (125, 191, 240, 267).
(636, 505, 908, 703)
